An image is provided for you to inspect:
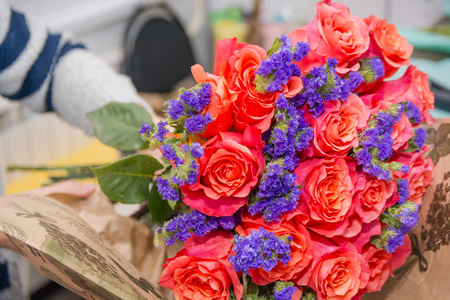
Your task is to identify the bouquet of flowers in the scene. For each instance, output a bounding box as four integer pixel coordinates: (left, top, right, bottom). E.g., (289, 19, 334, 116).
(91, 1, 436, 299)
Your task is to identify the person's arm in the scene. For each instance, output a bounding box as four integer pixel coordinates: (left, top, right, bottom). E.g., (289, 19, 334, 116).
(0, 1, 154, 135)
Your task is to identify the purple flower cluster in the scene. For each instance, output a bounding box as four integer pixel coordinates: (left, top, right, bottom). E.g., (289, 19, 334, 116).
(406, 102, 422, 124)
(229, 227, 292, 273)
(355, 103, 408, 180)
(156, 209, 242, 246)
(274, 285, 298, 300)
(249, 163, 301, 222)
(358, 57, 385, 83)
(155, 122, 169, 142)
(160, 144, 184, 167)
(156, 178, 179, 202)
(292, 58, 364, 117)
(255, 35, 309, 93)
(184, 113, 213, 134)
(265, 95, 314, 171)
(372, 201, 420, 253)
(138, 123, 152, 134)
(164, 83, 213, 135)
(396, 178, 410, 205)
(180, 83, 211, 112)
(413, 128, 426, 151)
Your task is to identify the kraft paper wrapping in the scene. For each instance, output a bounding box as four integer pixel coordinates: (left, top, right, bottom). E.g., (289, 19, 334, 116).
(0, 119, 448, 300)
(0, 191, 166, 300)
(363, 118, 450, 299)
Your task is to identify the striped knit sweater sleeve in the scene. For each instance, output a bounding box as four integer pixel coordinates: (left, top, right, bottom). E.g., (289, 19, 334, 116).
(0, 1, 154, 135)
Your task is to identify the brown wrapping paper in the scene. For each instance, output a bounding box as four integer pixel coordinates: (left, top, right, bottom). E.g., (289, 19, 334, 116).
(363, 118, 450, 299)
(0, 192, 166, 299)
(0, 118, 449, 300)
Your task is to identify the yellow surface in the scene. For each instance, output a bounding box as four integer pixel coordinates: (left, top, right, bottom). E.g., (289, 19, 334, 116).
(5, 140, 120, 195)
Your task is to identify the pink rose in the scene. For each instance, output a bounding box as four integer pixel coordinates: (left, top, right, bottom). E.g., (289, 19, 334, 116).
(181, 126, 265, 216)
(236, 211, 314, 285)
(191, 65, 237, 138)
(364, 15, 413, 78)
(305, 94, 367, 157)
(393, 146, 434, 205)
(159, 231, 243, 300)
(290, 1, 369, 75)
(379, 65, 435, 124)
(293, 157, 359, 237)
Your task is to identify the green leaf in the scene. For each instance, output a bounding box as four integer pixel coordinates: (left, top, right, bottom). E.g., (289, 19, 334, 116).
(428, 147, 439, 165)
(168, 200, 178, 210)
(437, 138, 450, 157)
(425, 128, 436, 145)
(86, 102, 153, 151)
(247, 281, 259, 300)
(92, 154, 163, 204)
(147, 183, 171, 225)
(437, 123, 450, 144)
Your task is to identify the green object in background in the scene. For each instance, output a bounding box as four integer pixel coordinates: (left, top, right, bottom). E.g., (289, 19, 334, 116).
(398, 28, 450, 54)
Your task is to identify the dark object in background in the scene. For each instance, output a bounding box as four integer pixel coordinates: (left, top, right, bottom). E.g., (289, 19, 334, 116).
(123, 4, 195, 93)
(430, 81, 450, 112)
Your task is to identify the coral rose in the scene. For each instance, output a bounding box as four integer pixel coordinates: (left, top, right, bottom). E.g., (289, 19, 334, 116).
(308, 243, 370, 300)
(364, 15, 413, 78)
(305, 94, 367, 157)
(393, 146, 434, 205)
(391, 114, 414, 151)
(159, 231, 243, 300)
(213, 38, 302, 133)
(353, 174, 395, 224)
(191, 65, 237, 138)
(235, 211, 314, 285)
(181, 126, 265, 216)
(356, 235, 411, 296)
(291, 1, 369, 75)
(293, 157, 358, 237)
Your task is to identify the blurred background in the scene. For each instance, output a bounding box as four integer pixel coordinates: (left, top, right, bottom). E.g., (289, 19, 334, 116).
(0, 0, 450, 298)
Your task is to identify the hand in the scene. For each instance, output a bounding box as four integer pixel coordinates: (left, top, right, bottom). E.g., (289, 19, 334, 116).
(0, 180, 96, 252)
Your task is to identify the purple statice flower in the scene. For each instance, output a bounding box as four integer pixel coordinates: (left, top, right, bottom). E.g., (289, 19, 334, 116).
(358, 57, 385, 83)
(166, 99, 185, 120)
(406, 102, 422, 124)
(385, 228, 405, 254)
(293, 41, 310, 62)
(138, 123, 152, 134)
(255, 36, 307, 93)
(154, 121, 169, 142)
(356, 149, 372, 165)
(180, 83, 211, 112)
(228, 227, 292, 273)
(184, 113, 213, 134)
(274, 285, 298, 300)
(279, 33, 293, 48)
(160, 144, 184, 167)
(249, 163, 301, 222)
(156, 178, 179, 202)
(401, 165, 410, 174)
(348, 71, 364, 91)
(378, 132, 393, 161)
(373, 201, 420, 253)
(186, 168, 199, 185)
(294, 57, 361, 117)
(156, 209, 241, 246)
(190, 142, 204, 158)
(371, 57, 385, 79)
(397, 179, 410, 205)
(414, 128, 426, 151)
